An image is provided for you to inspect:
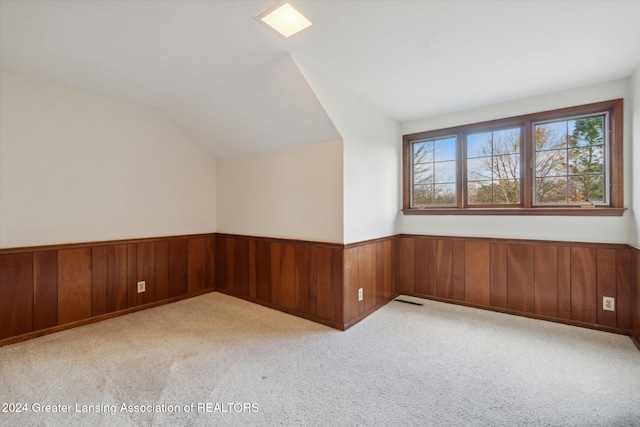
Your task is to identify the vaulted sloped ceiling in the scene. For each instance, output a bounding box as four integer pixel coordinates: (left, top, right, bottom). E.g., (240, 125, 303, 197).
(162, 53, 341, 159)
(2, 1, 639, 160)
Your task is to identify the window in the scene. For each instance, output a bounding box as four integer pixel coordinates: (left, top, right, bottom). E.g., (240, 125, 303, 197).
(533, 114, 607, 205)
(402, 99, 623, 216)
(411, 136, 457, 207)
(466, 127, 521, 206)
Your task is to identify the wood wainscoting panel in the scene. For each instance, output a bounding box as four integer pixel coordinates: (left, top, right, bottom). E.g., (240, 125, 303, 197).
(215, 236, 230, 294)
(107, 245, 128, 312)
(596, 248, 617, 328)
(534, 245, 558, 318)
(249, 240, 257, 299)
(236, 238, 250, 298)
(187, 237, 207, 295)
(382, 240, 395, 304)
(279, 244, 297, 311)
(452, 240, 465, 301)
(316, 247, 333, 320)
(168, 239, 188, 298)
(398, 237, 414, 294)
(255, 240, 272, 303)
(507, 243, 535, 313)
(295, 244, 314, 315)
(331, 247, 345, 324)
(343, 247, 359, 323)
(205, 236, 215, 290)
(358, 244, 374, 314)
(490, 242, 508, 309)
(373, 243, 385, 308)
(154, 240, 169, 301)
(413, 238, 430, 297)
(58, 248, 92, 325)
(269, 242, 281, 307)
(427, 239, 437, 296)
(34, 250, 59, 329)
(436, 239, 453, 299)
(570, 247, 597, 324)
(136, 242, 155, 306)
(141, 242, 157, 305)
(375, 240, 394, 306)
(0, 253, 33, 339)
(616, 249, 633, 331)
(464, 241, 491, 306)
(91, 247, 108, 317)
(557, 246, 572, 320)
(127, 244, 137, 308)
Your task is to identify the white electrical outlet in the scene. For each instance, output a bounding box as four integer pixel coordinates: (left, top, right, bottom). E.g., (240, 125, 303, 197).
(358, 288, 363, 302)
(137, 281, 146, 293)
(603, 296, 615, 312)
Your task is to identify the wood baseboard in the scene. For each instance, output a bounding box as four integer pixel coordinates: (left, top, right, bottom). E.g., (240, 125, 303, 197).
(402, 292, 630, 336)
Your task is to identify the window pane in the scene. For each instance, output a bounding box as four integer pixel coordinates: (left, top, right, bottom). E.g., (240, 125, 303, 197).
(568, 174, 604, 203)
(493, 154, 520, 180)
(493, 129, 520, 154)
(536, 149, 566, 177)
(569, 116, 604, 147)
(434, 137, 456, 161)
(536, 177, 567, 203)
(413, 163, 433, 185)
(467, 133, 491, 158)
(467, 157, 492, 181)
(535, 121, 567, 150)
(433, 184, 456, 206)
(492, 180, 520, 204)
(413, 141, 433, 163)
(411, 136, 457, 207)
(434, 161, 456, 183)
(568, 146, 603, 174)
(467, 181, 493, 205)
(413, 184, 432, 205)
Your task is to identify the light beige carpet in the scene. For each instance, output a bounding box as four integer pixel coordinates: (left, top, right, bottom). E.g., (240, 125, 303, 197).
(1, 292, 639, 426)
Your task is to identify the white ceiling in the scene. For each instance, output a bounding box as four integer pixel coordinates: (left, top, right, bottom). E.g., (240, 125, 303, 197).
(2, 0, 640, 159)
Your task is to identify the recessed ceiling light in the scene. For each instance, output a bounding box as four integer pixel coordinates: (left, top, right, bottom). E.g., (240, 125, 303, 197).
(256, 2, 312, 38)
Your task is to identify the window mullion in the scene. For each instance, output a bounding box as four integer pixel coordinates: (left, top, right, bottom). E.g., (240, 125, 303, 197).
(457, 131, 465, 208)
(523, 122, 532, 208)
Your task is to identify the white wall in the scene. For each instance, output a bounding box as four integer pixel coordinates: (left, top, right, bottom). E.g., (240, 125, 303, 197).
(296, 60, 400, 244)
(630, 66, 640, 248)
(399, 78, 633, 244)
(216, 140, 344, 243)
(0, 71, 217, 248)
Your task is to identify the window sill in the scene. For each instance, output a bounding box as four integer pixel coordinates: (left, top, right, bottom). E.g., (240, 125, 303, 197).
(402, 207, 626, 217)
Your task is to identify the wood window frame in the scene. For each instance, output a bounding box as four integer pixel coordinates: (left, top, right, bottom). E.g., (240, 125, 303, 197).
(402, 99, 625, 216)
